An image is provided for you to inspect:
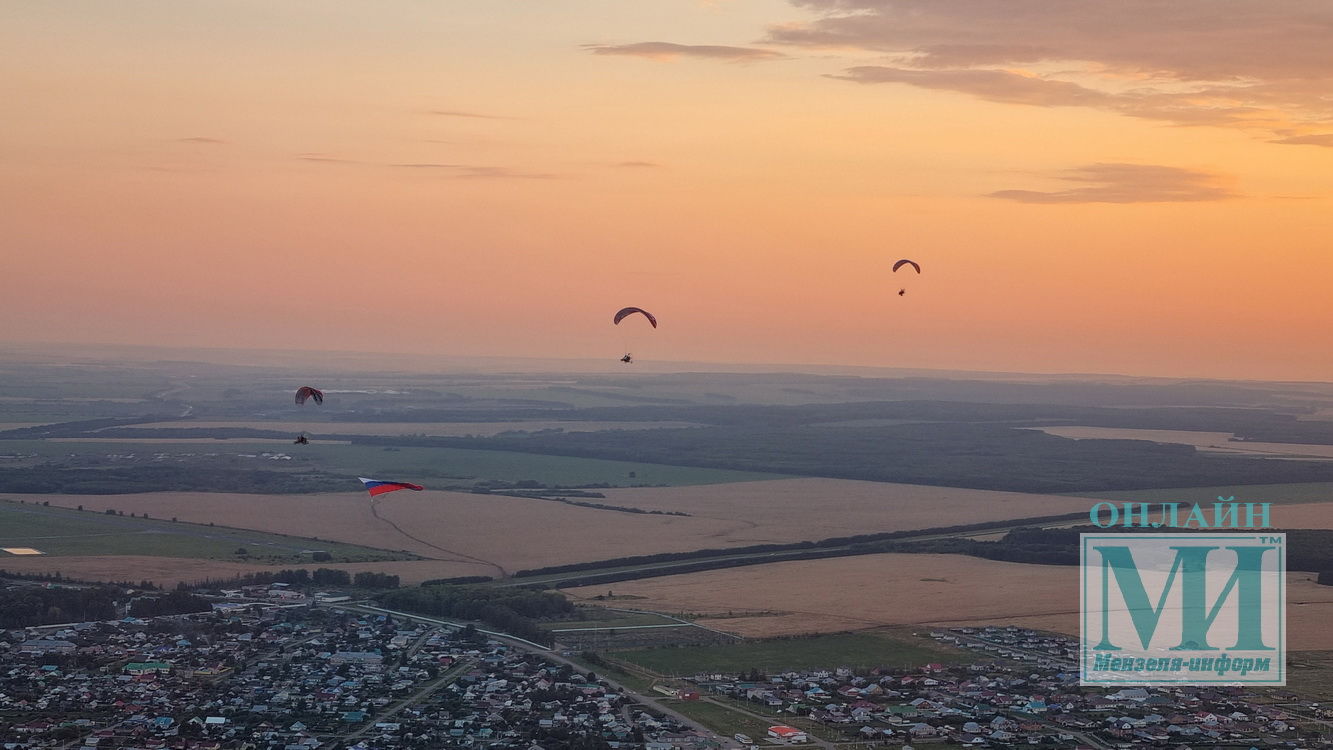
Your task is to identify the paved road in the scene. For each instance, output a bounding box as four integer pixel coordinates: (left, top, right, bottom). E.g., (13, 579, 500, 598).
(335, 604, 737, 748)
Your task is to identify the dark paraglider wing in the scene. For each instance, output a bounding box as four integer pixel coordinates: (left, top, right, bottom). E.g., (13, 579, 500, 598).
(613, 307, 657, 328)
(295, 386, 325, 406)
(892, 259, 921, 274)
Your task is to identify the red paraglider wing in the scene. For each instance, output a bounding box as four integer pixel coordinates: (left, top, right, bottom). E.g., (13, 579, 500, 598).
(613, 307, 657, 328)
(358, 477, 425, 497)
(892, 259, 921, 274)
(295, 386, 324, 406)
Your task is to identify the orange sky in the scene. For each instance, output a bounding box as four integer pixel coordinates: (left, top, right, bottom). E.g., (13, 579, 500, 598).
(3, 1, 1332, 380)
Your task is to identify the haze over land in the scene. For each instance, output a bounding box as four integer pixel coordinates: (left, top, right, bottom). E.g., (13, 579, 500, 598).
(4, 348, 1333, 587)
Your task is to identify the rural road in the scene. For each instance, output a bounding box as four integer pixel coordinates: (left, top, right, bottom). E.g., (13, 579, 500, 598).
(335, 603, 738, 748)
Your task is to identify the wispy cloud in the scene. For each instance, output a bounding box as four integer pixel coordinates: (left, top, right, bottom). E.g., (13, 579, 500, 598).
(614, 160, 661, 168)
(988, 163, 1238, 204)
(424, 109, 514, 120)
(1271, 134, 1333, 148)
(831, 67, 1109, 108)
(177, 137, 228, 145)
(299, 155, 559, 179)
(773, 0, 1333, 139)
(584, 41, 786, 62)
(296, 153, 361, 164)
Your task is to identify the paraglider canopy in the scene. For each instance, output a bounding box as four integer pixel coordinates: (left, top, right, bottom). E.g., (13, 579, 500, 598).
(358, 477, 425, 497)
(295, 386, 324, 406)
(613, 307, 657, 328)
(892, 259, 921, 274)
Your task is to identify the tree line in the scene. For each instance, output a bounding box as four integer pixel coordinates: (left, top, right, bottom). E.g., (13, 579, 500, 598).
(376, 584, 575, 646)
(0, 586, 118, 628)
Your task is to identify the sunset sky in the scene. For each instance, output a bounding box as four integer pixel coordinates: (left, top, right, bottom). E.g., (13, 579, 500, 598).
(4, 1, 1332, 380)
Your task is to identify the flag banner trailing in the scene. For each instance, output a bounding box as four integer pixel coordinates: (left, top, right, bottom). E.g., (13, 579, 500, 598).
(358, 477, 425, 497)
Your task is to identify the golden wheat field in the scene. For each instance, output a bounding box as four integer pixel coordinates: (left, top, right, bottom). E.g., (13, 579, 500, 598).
(34, 479, 1097, 574)
(1256, 502, 1333, 529)
(565, 553, 1333, 650)
(594, 478, 1099, 544)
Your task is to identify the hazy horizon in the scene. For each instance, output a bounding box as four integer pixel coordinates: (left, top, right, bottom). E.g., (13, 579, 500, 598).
(6, 338, 1333, 391)
(4, 1, 1331, 380)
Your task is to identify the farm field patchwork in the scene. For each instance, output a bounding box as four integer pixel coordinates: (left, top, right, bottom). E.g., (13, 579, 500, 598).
(0, 499, 410, 563)
(32, 478, 1100, 578)
(0, 439, 779, 488)
(567, 553, 1333, 650)
(595, 478, 1100, 543)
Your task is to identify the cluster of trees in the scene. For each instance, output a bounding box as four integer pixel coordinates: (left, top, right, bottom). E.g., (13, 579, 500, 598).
(1, 570, 158, 589)
(0, 586, 118, 628)
(377, 584, 574, 646)
(352, 572, 400, 588)
(128, 591, 212, 617)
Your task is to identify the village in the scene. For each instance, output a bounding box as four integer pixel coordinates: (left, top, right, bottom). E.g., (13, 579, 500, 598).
(679, 627, 1330, 749)
(0, 597, 706, 750)
(3, 578, 1332, 750)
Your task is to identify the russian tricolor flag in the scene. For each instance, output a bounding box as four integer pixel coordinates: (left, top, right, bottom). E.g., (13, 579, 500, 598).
(358, 477, 425, 497)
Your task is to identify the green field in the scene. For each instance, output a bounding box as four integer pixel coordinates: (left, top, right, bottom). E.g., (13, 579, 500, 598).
(615, 629, 968, 676)
(0, 438, 779, 489)
(546, 609, 681, 631)
(295, 443, 781, 487)
(0, 500, 413, 563)
(1080, 481, 1333, 507)
(567, 656, 659, 694)
(660, 698, 777, 741)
